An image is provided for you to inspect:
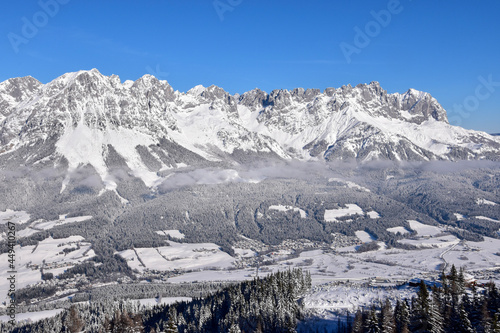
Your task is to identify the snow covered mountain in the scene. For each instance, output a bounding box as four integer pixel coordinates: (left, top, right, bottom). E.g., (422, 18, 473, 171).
(0, 69, 499, 190)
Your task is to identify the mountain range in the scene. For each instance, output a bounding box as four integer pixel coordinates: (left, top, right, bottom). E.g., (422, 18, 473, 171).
(0, 68, 499, 192)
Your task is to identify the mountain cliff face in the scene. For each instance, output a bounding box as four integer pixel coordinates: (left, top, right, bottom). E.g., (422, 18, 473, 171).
(0, 69, 499, 190)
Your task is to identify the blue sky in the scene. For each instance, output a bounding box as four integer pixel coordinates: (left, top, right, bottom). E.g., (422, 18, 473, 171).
(1, 0, 499, 132)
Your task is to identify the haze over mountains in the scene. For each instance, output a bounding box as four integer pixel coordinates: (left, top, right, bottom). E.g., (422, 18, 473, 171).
(0, 68, 499, 195)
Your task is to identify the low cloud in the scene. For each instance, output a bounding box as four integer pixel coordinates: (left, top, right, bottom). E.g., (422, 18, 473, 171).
(159, 168, 245, 192)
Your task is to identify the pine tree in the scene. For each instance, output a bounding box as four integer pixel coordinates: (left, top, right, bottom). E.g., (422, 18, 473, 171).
(65, 305, 84, 333)
(450, 265, 461, 306)
(441, 271, 449, 296)
(480, 299, 492, 333)
(458, 303, 475, 333)
(486, 282, 500, 315)
(410, 280, 430, 333)
(428, 294, 444, 333)
(395, 299, 410, 333)
(491, 313, 500, 333)
(352, 309, 364, 333)
(380, 299, 396, 333)
(457, 267, 466, 295)
(228, 321, 242, 333)
(365, 307, 381, 333)
(165, 315, 178, 333)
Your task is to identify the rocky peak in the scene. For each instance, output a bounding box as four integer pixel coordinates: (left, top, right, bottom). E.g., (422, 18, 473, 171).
(267, 89, 293, 108)
(0, 76, 43, 117)
(399, 88, 448, 123)
(238, 88, 268, 109)
(290, 88, 321, 102)
(200, 85, 230, 101)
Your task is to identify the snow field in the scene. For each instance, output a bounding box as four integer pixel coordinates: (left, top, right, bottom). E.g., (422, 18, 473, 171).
(355, 231, 376, 243)
(155, 230, 186, 239)
(476, 198, 497, 206)
(303, 283, 416, 312)
(0, 297, 193, 324)
(399, 235, 460, 249)
(0, 236, 95, 304)
(387, 226, 410, 235)
(407, 220, 442, 236)
(136, 296, 192, 307)
(0, 210, 30, 225)
(30, 216, 93, 231)
(118, 241, 235, 273)
(474, 216, 500, 223)
(324, 204, 364, 222)
(366, 211, 380, 219)
(14, 215, 93, 239)
(0, 309, 64, 324)
(268, 205, 307, 218)
(328, 178, 371, 192)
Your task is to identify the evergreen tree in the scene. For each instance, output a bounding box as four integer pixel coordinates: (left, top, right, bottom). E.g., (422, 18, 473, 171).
(64, 305, 84, 333)
(428, 294, 444, 333)
(229, 322, 242, 333)
(165, 315, 178, 333)
(457, 267, 467, 295)
(395, 299, 410, 333)
(490, 313, 500, 333)
(365, 306, 381, 333)
(352, 309, 364, 333)
(380, 299, 396, 333)
(458, 303, 475, 333)
(410, 280, 430, 333)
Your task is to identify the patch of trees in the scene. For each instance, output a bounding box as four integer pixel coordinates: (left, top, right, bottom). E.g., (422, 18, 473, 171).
(356, 242, 380, 253)
(142, 268, 312, 333)
(57, 254, 135, 282)
(9, 269, 312, 333)
(16, 285, 57, 304)
(347, 265, 500, 333)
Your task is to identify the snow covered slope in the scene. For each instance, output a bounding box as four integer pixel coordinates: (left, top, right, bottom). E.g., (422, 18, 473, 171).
(0, 69, 499, 189)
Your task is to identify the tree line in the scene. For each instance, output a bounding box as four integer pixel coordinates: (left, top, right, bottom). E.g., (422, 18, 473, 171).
(6, 268, 312, 333)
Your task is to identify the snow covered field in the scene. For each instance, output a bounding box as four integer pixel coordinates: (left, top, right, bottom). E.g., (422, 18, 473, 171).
(302, 282, 415, 312)
(0, 236, 95, 303)
(16, 215, 93, 238)
(476, 198, 497, 206)
(269, 205, 307, 218)
(155, 229, 186, 239)
(355, 230, 376, 243)
(0, 297, 193, 324)
(407, 220, 442, 236)
(328, 178, 371, 192)
(474, 216, 500, 223)
(0, 309, 64, 324)
(387, 226, 410, 235)
(118, 241, 235, 273)
(324, 204, 364, 222)
(136, 296, 192, 307)
(0, 210, 30, 225)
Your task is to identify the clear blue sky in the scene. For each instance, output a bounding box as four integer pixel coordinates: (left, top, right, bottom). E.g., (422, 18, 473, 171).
(1, 0, 499, 132)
